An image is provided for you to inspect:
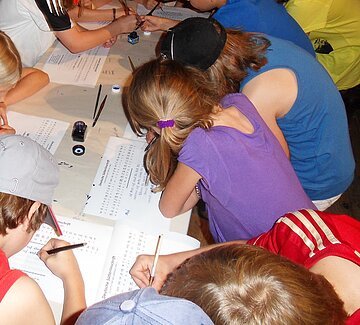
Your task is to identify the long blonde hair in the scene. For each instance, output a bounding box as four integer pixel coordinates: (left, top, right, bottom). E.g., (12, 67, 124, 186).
(161, 244, 347, 325)
(124, 58, 221, 191)
(0, 31, 22, 89)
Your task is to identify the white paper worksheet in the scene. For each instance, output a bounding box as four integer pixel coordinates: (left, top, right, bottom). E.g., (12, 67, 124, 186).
(137, 4, 210, 20)
(7, 111, 69, 154)
(42, 41, 110, 87)
(83, 136, 170, 231)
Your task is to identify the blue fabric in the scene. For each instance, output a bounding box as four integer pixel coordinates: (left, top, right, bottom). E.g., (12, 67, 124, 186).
(240, 35, 355, 200)
(76, 288, 213, 325)
(178, 93, 315, 242)
(213, 0, 315, 56)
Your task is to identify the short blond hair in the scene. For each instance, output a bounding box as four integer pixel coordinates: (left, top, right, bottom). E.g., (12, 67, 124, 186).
(161, 244, 347, 325)
(0, 31, 22, 89)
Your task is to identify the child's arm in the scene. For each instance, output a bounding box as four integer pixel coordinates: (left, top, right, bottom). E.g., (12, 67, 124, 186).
(159, 162, 201, 218)
(0, 276, 56, 325)
(130, 240, 248, 290)
(141, 16, 178, 31)
(67, 7, 128, 22)
(4, 68, 49, 106)
(54, 15, 137, 53)
(38, 238, 86, 325)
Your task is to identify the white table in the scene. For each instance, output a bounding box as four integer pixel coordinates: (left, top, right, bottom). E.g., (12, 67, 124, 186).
(9, 28, 191, 233)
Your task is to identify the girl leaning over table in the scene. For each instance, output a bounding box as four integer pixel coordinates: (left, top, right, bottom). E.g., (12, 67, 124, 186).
(124, 58, 315, 243)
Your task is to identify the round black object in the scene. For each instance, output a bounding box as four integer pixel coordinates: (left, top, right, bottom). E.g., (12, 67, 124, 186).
(72, 145, 85, 156)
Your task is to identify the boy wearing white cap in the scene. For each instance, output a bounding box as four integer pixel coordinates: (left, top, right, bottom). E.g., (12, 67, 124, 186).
(0, 134, 86, 325)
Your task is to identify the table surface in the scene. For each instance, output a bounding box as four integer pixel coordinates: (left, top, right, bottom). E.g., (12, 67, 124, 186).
(8, 21, 191, 234)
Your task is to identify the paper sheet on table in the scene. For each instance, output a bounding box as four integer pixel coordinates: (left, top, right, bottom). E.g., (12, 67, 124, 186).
(137, 4, 210, 20)
(9, 216, 199, 315)
(83, 136, 170, 232)
(42, 41, 109, 87)
(9, 216, 114, 307)
(7, 111, 69, 154)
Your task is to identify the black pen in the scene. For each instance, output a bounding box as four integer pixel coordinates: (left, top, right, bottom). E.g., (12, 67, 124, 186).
(46, 243, 87, 255)
(93, 84, 102, 119)
(92, 95, 108, 127)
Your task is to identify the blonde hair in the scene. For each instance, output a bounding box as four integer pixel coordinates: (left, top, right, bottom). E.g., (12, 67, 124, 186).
(161, 244, 347, 325)
(0, 31, 22, 89)
(124, 58, 221, 191)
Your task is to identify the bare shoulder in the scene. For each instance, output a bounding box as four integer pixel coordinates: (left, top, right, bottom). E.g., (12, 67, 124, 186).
(242, 68, 298, 118)
(0, 276, 55, 325)
(310, 255, 360, 315)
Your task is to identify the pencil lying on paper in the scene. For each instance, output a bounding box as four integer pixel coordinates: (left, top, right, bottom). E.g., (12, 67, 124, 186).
(93, 84, 102, 119)
(149, 234, 163, 286)
(46, 243, 87, 255)
(92, 95, 108, 127)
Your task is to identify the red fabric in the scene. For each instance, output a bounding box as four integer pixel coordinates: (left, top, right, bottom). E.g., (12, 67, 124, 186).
(247, 209, 360, 269)
(247, 209, 360, 322)
(0, 250, 26, 301)
(346, 308, 360, 324)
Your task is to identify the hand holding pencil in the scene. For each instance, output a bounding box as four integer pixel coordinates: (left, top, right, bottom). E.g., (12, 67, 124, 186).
(38, 238, 83, 280)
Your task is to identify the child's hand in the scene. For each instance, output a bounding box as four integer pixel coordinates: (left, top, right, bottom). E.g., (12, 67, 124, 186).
(0, 124, 15, 135)
(38, 239, 82, 282)
(113, 13, 138, 33)
(0, 102, 8, 125)
(141, 16, 177, 32)
(103, 35, 117, 48)
(139, 0, 161, 10)
(130, 254, 175, 291)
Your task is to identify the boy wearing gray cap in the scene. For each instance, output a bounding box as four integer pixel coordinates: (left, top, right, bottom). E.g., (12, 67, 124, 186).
(0, 134, 86, 325)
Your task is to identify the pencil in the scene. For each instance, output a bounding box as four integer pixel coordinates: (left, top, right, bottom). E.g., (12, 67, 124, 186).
(149, 234, 163, 286)
(46, 243, 87, 255)
(92, 95, 108, 127)
(93, 84, 102, 119)
(144, 134, 158, 151)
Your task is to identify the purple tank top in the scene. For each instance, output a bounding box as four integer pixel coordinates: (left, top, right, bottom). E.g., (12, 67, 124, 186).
(178, 93, 315, 242)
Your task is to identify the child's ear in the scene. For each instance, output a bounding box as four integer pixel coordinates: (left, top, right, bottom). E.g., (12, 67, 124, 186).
(27, 201, 41, 222)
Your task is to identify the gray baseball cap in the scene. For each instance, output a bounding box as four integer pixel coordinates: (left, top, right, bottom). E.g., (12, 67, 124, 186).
(75, 287, 214, 324)
(0, 135, 62, 235)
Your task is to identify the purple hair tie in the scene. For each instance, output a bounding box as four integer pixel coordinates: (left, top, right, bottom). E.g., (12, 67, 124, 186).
(157, 119, 175, 129)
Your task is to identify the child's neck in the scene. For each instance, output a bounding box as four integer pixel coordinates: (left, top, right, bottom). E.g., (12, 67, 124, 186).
(212, 105, 254, 134)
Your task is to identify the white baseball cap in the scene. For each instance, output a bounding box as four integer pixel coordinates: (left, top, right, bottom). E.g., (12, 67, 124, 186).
(0, 135, 62, 235)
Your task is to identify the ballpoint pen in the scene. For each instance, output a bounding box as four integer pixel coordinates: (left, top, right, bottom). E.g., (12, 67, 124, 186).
(46, 243, 87, 255)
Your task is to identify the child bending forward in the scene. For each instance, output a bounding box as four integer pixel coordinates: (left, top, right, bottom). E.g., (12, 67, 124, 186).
(125, 59, 315, 242)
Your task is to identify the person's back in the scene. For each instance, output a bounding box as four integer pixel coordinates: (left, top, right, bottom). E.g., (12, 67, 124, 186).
(178, 93, 315, 242)
(284, 0, 360, 90)
(240, 35, 355, 202)
(0, 0, 57, 67)
(214, 0, 315, 55)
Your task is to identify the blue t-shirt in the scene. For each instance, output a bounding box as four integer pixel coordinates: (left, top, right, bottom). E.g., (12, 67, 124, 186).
(240, 35, 355, 200)
(178, 93, 315, 242)
(214, 0, 315, 56)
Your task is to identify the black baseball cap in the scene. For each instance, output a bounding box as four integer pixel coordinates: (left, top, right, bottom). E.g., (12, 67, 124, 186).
(160, 17, 227, 70)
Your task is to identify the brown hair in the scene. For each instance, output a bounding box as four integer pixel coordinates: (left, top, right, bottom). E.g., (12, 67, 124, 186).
(0, 31, 22, 89)
(161, 244, 347, 325)
(0, 193, 48, 235)
(124, 58, 221, 191)
(206, 30, 270, 98)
